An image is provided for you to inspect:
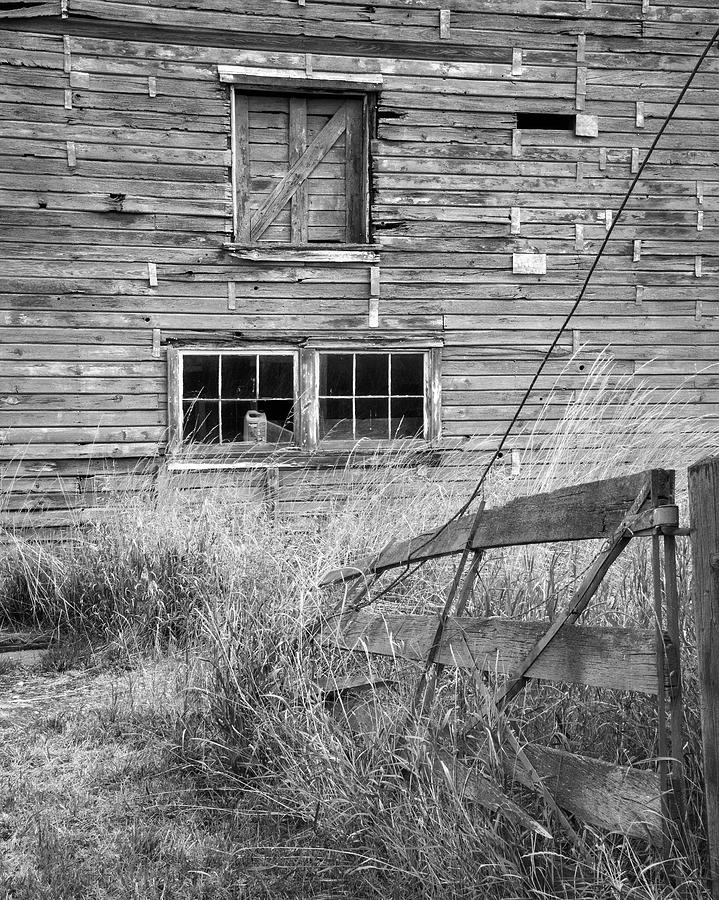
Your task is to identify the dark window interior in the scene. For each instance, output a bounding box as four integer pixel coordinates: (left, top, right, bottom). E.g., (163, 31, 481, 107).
(319, 352, 424, 441)
(182, 353, 295, 444)
(516, 113, 576, 130)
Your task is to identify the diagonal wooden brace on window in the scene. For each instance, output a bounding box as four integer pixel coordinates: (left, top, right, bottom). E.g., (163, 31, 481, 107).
(494, 477, 652, 711)
(250, 103, 348, 241)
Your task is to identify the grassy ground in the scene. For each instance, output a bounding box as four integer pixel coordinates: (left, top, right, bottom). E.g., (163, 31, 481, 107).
(1, 352, 718, 899)
(1, 654, 384, 900)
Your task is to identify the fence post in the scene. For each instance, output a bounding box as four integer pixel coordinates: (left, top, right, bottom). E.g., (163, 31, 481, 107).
(688, 456, 719, 900)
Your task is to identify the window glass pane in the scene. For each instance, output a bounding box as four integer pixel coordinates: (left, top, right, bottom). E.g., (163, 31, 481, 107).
(320, 398, 353, 439)
(355, 353, 389, 396)
(391, 397, 424, 438)
(183, 400, 220, 443)
(356, 397, 389, 439)
(221, 401, 254, 442)
(183, 355, 218, 399)
(259, 355, 294, 398)
(259, 400, 295, 443)
(391, 354, 424, 395)
(320, 354, 353, 397)
(222, 355, 256, 398)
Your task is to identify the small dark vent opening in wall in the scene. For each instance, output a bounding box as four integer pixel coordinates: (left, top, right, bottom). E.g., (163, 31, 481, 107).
(516, 113, 576, 130)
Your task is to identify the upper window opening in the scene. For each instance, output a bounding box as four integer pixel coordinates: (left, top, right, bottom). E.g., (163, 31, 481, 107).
(516, 113, 576, 130)
(233, 91, 369, 246)
(182, 352, 296, 445)
(319, 352, 425, 441)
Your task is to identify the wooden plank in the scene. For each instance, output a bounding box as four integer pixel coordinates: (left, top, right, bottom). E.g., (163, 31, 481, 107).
(232, 89, 250, 242)
(321, 470, 672, 585)
(511, 744, 663, 845)
(430, 748, 552, 838)
(218, 65, 382, 91)
(344, 96, 364, 243)
(166, 347, 181, 450)
(688, 457, 719, 900)
(289, 96, 308, 244)
(331, 611, 659, 694)
(250, 103, 347, 240)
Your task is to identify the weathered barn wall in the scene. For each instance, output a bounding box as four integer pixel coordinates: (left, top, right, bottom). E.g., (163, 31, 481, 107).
(1, 1, 718, 534)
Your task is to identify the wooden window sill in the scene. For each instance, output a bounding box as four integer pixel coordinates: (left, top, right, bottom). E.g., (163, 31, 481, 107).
(224, 243, 381, 264)
(166, 442, 441, 471)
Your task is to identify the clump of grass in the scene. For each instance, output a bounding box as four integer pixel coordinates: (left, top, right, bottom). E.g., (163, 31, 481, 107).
(1, 349, 717, 898)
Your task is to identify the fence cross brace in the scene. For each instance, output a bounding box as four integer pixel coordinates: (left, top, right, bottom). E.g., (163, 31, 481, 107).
(494, 478, 652, 711)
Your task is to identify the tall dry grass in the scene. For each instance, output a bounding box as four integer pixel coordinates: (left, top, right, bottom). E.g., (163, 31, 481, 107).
(1, 349, 718, 898)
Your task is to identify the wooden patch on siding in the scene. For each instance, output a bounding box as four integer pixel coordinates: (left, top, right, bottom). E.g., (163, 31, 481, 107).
(511, 48, 523, 76)
(576, 67, 587, 111)
(368, 297, 379, 328)
(575, 114, 598, 137)
(69, 71, 90, 88)
(439, 8, 450, 39)
(513, 252, 546, 275)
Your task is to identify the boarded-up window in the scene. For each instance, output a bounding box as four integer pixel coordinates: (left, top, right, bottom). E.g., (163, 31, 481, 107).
(233, 92, 367, 245)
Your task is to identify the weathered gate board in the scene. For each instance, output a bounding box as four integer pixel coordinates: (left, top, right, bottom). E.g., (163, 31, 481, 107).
(514, 744, 663, 844)
(334, 690, 663, 844)
(332, 610, 658, 694)
(322, 469, 673, 584)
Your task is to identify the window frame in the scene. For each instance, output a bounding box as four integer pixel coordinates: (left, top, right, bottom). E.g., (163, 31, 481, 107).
(166, 342, 442, 457)
(168, 346, 301, 451)
(218, 65, 382, 262)
(316, 350, 430, 445)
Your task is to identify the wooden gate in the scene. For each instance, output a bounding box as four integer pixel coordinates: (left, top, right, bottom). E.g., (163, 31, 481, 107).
(320, 468, 687, 848)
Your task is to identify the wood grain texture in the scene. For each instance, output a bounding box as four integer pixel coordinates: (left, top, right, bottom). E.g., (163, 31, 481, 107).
(321, 470, 671, 583)
(331, 610, 659, 693)
(515, 744, 663, 844)
(688, 456, 719, 899)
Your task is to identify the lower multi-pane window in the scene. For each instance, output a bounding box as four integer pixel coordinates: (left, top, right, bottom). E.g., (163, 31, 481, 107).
(181, 351, 296, 444)
(319, 352, 425, 440)
(170, 346, 439, 450)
